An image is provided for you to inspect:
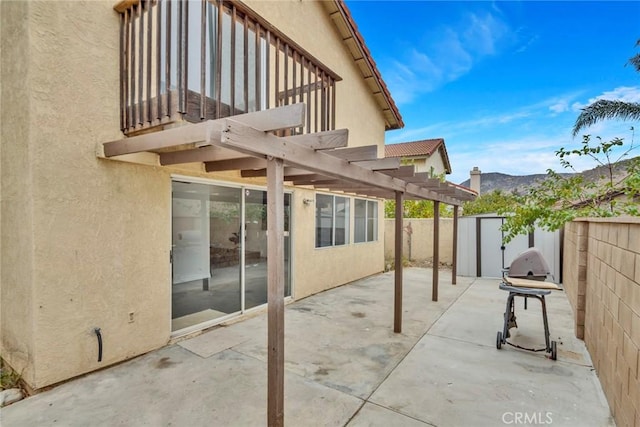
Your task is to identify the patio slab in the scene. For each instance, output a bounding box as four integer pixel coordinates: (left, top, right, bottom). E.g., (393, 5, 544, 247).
(1, 269, 613, 426)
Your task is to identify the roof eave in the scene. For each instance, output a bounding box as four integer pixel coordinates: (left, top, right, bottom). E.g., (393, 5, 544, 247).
(327, 0, 404, 130)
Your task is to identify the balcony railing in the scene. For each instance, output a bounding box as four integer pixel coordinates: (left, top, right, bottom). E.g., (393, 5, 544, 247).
(118, 0, 340, 136)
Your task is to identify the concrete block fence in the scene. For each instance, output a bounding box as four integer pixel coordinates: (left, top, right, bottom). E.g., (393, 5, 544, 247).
(564, 218, 640, 427)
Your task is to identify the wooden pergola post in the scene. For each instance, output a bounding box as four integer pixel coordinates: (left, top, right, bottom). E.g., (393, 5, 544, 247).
(394, 191, 403, 333)
(452, 205, 458, 285)
(432, 200, 440, 301)
(267, 157, 285, 427)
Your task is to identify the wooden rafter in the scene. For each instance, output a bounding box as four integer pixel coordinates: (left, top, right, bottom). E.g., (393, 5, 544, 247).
(205, 157, 266, 172)
(326, 145, 378, 161)
(218, 119, 459, 204)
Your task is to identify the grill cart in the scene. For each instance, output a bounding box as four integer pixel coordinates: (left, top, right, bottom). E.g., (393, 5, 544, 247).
(496, 249, 560, 360)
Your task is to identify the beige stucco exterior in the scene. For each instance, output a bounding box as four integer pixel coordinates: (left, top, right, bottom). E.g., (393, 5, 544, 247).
(384, 219, 454, 265)
(407, 155, 448, 175)
(1, 0, 388, 390)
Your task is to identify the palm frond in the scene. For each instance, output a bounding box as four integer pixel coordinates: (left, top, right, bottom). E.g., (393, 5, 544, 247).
(628, 53, 640, 73)
(572, 100, 640, 137)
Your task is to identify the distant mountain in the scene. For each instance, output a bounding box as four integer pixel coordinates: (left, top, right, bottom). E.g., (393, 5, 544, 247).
(459, 157, 637, 195)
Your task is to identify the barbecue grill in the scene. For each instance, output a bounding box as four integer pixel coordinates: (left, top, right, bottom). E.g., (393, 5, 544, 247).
(506, 248, 550, 281)
(496, 248, 559, 360)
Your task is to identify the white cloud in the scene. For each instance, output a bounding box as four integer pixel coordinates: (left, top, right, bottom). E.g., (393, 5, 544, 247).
(549, 100, 569, 113)
(387, 109, 534, 144)
(571, 86, 640, 111)
(382, 10, 516, 105)
(462, 12, 510, 55)
(446, 125, 638, 185)
(514, 34, 539, 54)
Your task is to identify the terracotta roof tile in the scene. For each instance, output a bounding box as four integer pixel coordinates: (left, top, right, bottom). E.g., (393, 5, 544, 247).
(384, 139, 444, 158)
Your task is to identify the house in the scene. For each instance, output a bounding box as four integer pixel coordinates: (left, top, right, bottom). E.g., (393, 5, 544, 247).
(385, 138, 452, 177)
(0, 0, 474, 404)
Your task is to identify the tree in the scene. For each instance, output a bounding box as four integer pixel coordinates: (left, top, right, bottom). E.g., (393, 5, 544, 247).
(572, 39, 640, 136)
(500, 133, 640, 243)
(384, 169, 454, 219)
(385, 199, 452, 219)
(461, 190, 518, 216)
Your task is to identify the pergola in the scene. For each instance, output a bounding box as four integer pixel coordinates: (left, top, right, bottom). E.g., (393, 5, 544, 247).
(100, 103, 476, 426)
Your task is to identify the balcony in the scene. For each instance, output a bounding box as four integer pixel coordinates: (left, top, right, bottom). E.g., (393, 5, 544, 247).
(117, 0, 340, 136)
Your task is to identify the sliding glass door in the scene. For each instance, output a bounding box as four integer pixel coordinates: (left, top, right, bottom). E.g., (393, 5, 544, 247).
(171, 180, 291, 332)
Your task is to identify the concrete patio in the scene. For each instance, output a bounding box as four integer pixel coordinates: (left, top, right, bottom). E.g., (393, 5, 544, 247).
(1, 268, 614, 426)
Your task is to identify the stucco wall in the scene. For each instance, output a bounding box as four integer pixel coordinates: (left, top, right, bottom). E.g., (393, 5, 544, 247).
(563, 218, 640, 427)
(292, 188, 384, 299)
(1, 0, 37, 385)
(384, 219, 454, 265)
(1, 0, 392, 390)
(0, 1, 173, 389)
(424, 154, 447, 175)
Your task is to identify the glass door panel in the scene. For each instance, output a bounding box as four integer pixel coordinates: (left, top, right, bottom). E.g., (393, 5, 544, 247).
(244, 190, 291, 309)
(208, 186, 243, 314)
(171, 181, 241, 331)
(172, 181, 291, 330)
(244, 189, 268, 309)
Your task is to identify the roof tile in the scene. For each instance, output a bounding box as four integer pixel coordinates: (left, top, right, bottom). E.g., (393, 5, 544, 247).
(384, 139, 444, 158)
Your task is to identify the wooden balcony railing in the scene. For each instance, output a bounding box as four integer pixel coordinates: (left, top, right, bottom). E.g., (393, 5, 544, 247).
(117, 0, 340, 136)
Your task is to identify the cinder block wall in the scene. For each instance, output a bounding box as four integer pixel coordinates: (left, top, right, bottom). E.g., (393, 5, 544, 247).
(563, 218, 640, 427)
(384, 219, 454, 264)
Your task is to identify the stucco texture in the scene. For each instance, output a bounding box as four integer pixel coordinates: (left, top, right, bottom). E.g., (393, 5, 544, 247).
(1, 0, 37, 386)
(292, 188, 385, 299)
(2, 1, 172, 389)
(384, 219, 454, 264)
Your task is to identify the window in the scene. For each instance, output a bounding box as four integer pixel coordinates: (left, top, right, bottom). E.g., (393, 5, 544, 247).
(316, 194, 350, 248)
(354, 199, 378, 243)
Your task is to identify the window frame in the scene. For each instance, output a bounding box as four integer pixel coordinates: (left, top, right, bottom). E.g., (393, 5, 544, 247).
(315, 193, 350, 248)
(354, 198, 378, 244)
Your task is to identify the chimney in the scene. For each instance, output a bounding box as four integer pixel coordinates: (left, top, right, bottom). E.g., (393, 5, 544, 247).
(470, 166, 481, 195)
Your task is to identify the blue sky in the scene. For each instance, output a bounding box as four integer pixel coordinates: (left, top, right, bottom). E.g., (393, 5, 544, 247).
(345, 1, 640, 184)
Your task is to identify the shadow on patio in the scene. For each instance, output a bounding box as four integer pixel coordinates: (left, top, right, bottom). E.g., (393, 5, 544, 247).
(2, 268, 614, 426)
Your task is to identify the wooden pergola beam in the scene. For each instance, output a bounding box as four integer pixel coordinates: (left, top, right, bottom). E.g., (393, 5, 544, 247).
(381, 165, 415, 177)
(241, 167, 309, 178)
(292, 128, 349, 150)
(222, 123, 452, 203)
(351, 157, 400, 171)
(285, 173, 328, 182)
(325, 145, 378, 161)
(162, 128, 348, 166)
(103, 103, 305, 157)
(205, 157, 267, 172)
(159, 146, 240, 166)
